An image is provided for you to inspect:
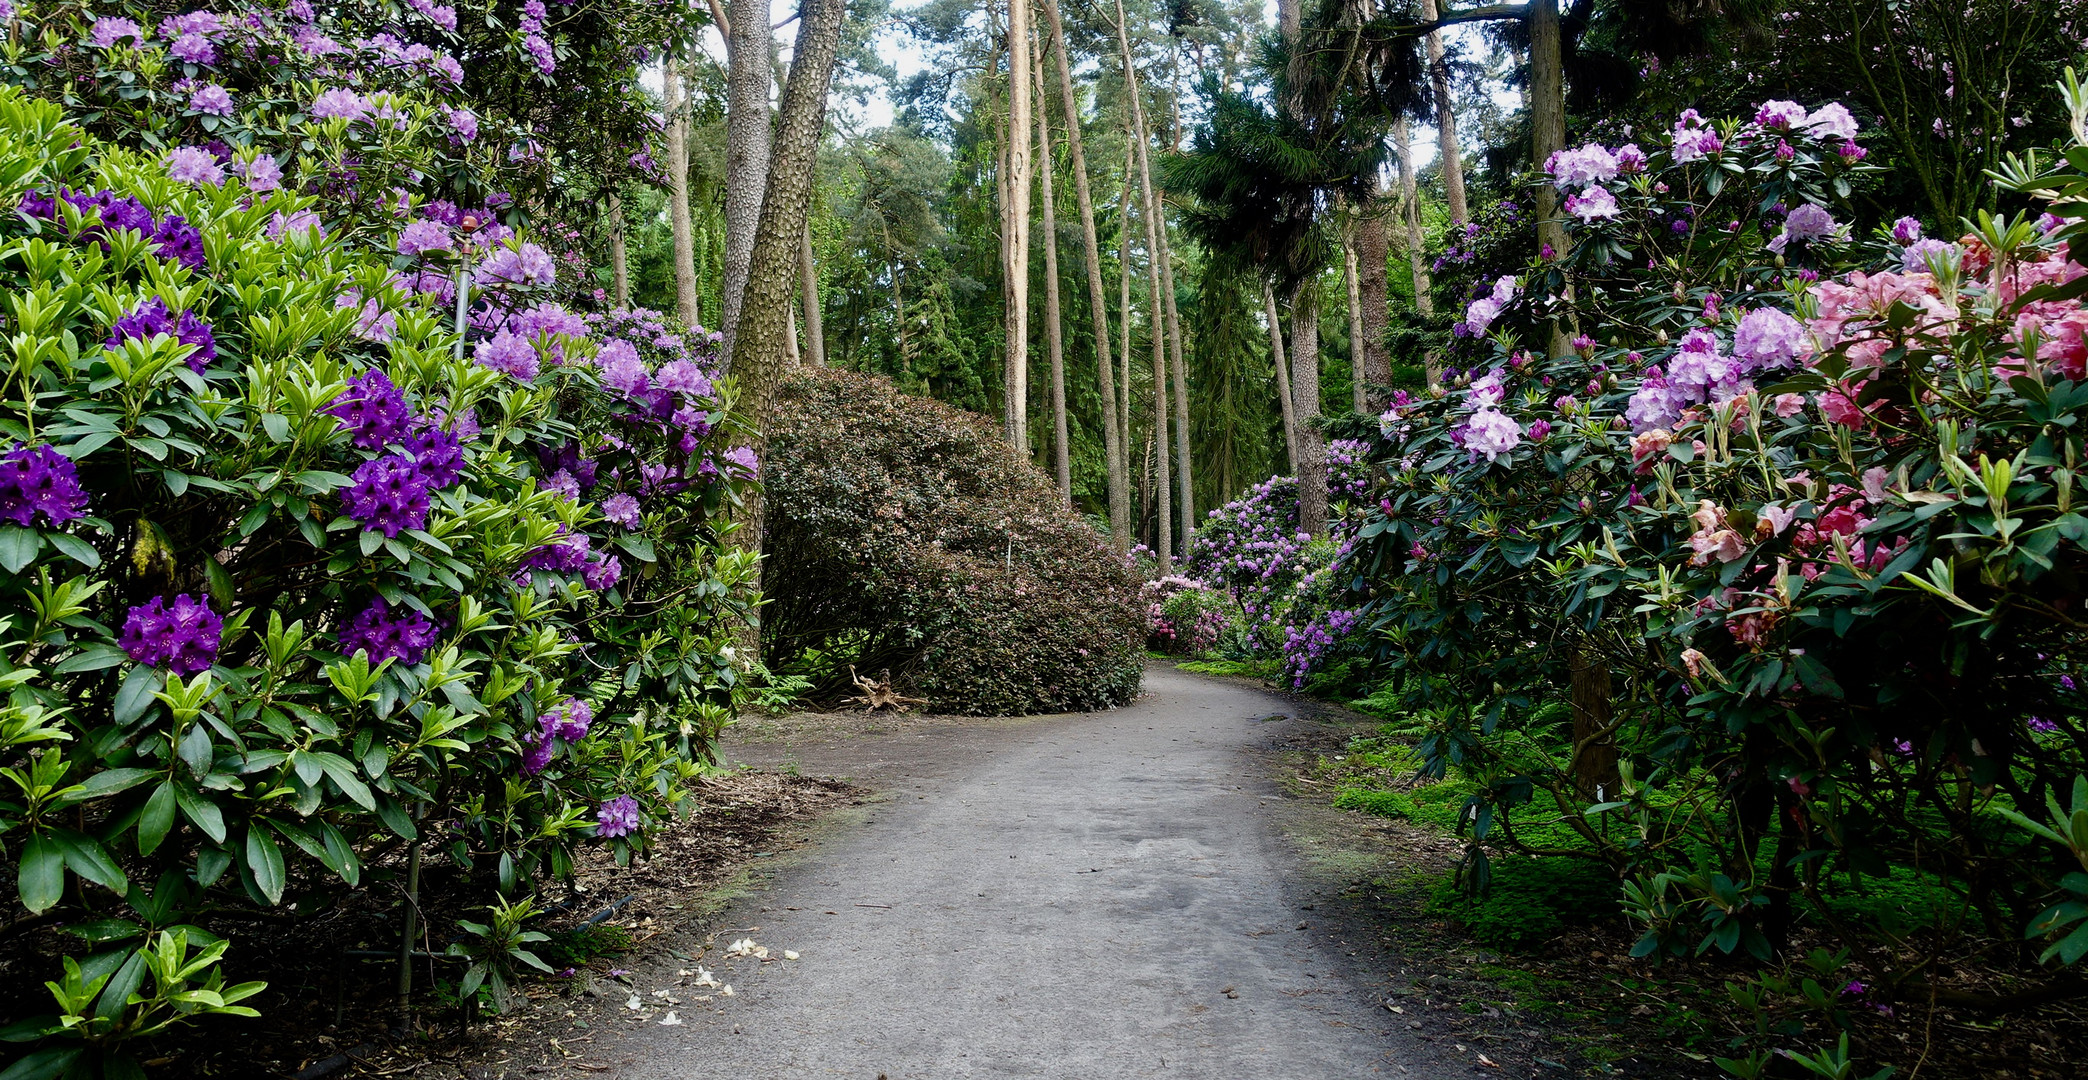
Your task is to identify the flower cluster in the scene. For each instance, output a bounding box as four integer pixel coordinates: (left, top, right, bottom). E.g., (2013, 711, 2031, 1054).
(20, 187, 206, 271)
(336, 597, 443, 666)
(595, 794, 640, 838)
(106, 297, 216, 373)
(0, 443, 89, 527)
(325, 370, 411, 448)
(118, 594, 223, 675)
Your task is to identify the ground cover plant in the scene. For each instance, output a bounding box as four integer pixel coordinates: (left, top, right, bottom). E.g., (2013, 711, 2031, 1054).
(0, 5, 756, 1075)
(758, 367, 1145, 715)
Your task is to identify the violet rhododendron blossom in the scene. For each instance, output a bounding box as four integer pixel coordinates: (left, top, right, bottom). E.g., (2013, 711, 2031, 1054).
(1546, 143, 1619, 188)
(165, 146, 224, 187)
(0, 443, 89, 527)
(596, 795, 640, 838)
(397, 219, 451, 256)
(237, 152, 282, 192)
(1462, 275, 1518, 337)
(119, 594, 222, 675)
(1754, 99, 1809, 130)
(1458, 407, 1523, 462)
(107, 297, 215, 373)
(88, 16, 147, 48)
(479, 242, 557, 287)
(1733, 308, 1807, 367)
(341, 455, 433, 537)
(1804, 103, 1858, 140)
(400, 425, 464, 488)
(601, 493, 642, 529)
(475, 330, 540, 381)
(324, 369, 410, 449)
(1901, 238, 1957, 275)
(543, 698, 593, 741)
(337, 598, 442, 666)
(1768, 203, 1837, 255)
(188, 84, 234, 116)
(1672, 110, 1723, 161)
(266, 209, 324, 241)
(308, 88, 370, 121)
(1566, 185, 1620, 222)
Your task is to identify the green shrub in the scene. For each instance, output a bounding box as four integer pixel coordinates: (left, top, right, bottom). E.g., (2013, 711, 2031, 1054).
(760, 368, 1143, 714)
(1427, 857, 1622, 949)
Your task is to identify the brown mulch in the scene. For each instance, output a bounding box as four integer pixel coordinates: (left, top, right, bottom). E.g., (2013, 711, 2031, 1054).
(0, 770, 858, 1079)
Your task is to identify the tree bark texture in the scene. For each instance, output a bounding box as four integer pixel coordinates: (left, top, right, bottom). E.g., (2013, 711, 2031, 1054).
(720, 0, 774, 369)
(1031, 32, 1072, 502)
(1135, 180, 1171, 568)
(1343, 231, 1366, 415)
(1118, 161, 1134, 466)
(1041, 0, 1127, 543)
(1419, 0, 1468, 224)
(798, 221, 825, 365)
(608, 191, 630, 307)
(1570, 640, 1622, 798)
(1393, 115, 1438, 383)
(726, 0, 846, 571)
(1289, 275, 1327, 538)
(1002, 0, 1034, 451)
(1530, 0, 1569, 358)
(1263, 280, 1298, 472)
(1355, 205, 1391, 403)
(664, 60, 699, 328)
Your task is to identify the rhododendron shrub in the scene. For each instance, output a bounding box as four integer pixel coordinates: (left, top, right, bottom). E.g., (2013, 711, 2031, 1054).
(760, 369, 1144, 715)
(0, 80, 752, 1066)
(1341, 91, 2087, 978)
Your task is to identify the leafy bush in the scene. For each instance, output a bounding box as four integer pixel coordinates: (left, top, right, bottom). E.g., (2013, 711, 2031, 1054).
(760, 368, 1143, 714)
(1341, 86, 2088, 994)
(0, 2, 751, 1066)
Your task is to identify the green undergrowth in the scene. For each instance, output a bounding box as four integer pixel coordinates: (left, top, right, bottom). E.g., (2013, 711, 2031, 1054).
(1175, 657, 1283, 680)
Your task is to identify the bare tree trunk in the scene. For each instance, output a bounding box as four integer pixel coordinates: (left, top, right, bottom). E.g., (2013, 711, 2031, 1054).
(1419, 0, 1468, 224)
(665, 60, 699, 327)
(608, 190, 630, 307)
(1262, 280, 1298, 471)
(724, 0, 846, 592)
(1041, 0, 1126, 541)
(1031, 34, 1072, 503)
(785, 304, 801, 365)
(1356, 201, 1392, 404)
(1290, 275, 1326, 538)
(720, 0, 774, 369)
(1343, 228, 1366, 415)
(1531, 0, 1569, 357)
(798, 221, 825, 366)
(1133, 173, 1171, 569)
(1109, 0, 1190, 561)
(1118, 161, 1134, 462)
(1003, 0, 1034, 451)
(1393, 115, 1438, 384)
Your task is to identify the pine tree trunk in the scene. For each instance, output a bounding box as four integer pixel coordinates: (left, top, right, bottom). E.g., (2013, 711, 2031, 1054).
(1393, 115, 1438, 383)
(665, 60, 699, 327)
(1290, 274, 1327, 538)
(608, 190, 630, 307)
(1041, 0, 1126, 542)
(1530, 0, 1569, 357)
(1419, 0, 1468, 224)
(1343, 229, 1366, 415)
(1262, 280, 1298, 471)
(1031, 33, 1072, 503)
(799, 221, 825, 366)
(720, 0, 774, 370)
(724, 0, 846, 604)
(1110, 0, 1190, 560)
(1132, 169, 1171, 569)
(1002, 0, 1034, 452)
(1118, 162, 1134, 463)
(1355, 204, 1392, 404)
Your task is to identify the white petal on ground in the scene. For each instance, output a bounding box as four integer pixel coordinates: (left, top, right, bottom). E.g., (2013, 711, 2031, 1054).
(658, 1012, 682, 1026)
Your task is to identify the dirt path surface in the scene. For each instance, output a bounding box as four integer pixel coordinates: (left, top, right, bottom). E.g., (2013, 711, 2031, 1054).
(585, 665, 1443, 1078)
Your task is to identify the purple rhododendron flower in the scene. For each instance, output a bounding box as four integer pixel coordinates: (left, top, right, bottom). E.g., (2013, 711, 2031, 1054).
(1545, 143, 1618, 188)
(119, 594, 222, 675)
(1733, 308, 1807, 367)
(1804, 103, 1858, 140)
(325, 370, 410, 449)
(400, 424, 464, 488)
(653, 359, 711, 397)
(539, 469, 581, 501)
(723, 446, 760, 478)
(600, 493, 641, 529)
(397, 219, 451, 256)
(520, 728, 556, 775)
(1754, 99, 1809, 130)
(169, 32, 216, 64)
(189, 84, 234, 116)
(309, 88, 370, 121)
(1565, 185, 1619, 222)
(595, 795, 640, 838)
(583, 553, 622, 591)
(107, 297, 215, 373)
(266, 209, 325, 241)
(542, 698, 593, 741)
(1768, 203, 1836, 255)
(1892, 216, 1924, 245)
(89, 17, 147, 47)
(442, 105, 478, 141)
(475, 330, 540, 381)
(525, 529, 592, 574)
(237, 153, 282, 192)
(0, 443, 89, 527)
(341, 455, 432, 537)
(1457, 408, 1522, 462)
(1902, 238, 1956, 274)
(337, 597, 442, 666)
(595, 339, 648, 395)
(165, 146, 224, 187)
(478, 242, 557, 287)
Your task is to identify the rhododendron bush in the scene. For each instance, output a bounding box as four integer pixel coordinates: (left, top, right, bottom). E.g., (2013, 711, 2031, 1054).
(0, 3, 749, 1068)
(1334, 86, 2088, 986)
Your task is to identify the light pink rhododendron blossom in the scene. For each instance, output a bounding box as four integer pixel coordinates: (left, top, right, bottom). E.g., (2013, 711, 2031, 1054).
(1546, 143, 1619, 187)
(1688, 501, 1748, 565)
(1566, 185, 1620, 222)
(1457, 407, 1523, 462)
(1462, 275, 1519, 337)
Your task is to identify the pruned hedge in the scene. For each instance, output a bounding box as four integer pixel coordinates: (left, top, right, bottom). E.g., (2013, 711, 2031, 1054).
(761, 369, 1143, 714)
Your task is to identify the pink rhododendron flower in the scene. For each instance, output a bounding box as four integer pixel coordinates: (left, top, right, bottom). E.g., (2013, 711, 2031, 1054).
(165, 146, 223, 187)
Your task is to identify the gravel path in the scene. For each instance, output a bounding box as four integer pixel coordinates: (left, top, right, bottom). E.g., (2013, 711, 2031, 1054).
(604, 665, 1437, 1078)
